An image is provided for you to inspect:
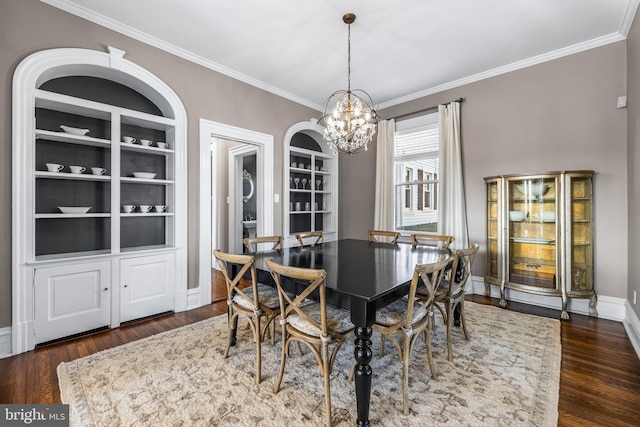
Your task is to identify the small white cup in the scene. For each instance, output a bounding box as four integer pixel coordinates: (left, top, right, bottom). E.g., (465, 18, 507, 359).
(139, 205, 152, 213)
(140, 139, 152, 146)
(156, 142, 167, 149)
(122, 136, 136, 144)
(291, 162, 297, 168)
(46, 163, 64, 172)
(91, 167, 107, 175)
(122, 205, 135, 213)
(69, 165, 86, 174)
(154, 205, 167, 213)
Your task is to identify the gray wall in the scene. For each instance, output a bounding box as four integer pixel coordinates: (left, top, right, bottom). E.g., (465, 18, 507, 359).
(628, 15, 640, 319)
(0, 0, 319, 328)
(340, 41, 630, 302)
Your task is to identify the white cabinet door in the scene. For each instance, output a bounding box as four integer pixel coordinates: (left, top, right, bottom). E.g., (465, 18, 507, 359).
(120, 254, 175, 323)
(34, 261, 111, 344)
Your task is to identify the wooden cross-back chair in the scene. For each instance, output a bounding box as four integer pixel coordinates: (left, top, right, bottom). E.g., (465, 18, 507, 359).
(432, 243, 479, 361)
(367, 257, 450, 415)
(265, 258, 353, 427)
(295, 230, 324, 247)
(243, 235, 283, 253)
(368, 230, 401, 244)
(213, 250, 280, 384)
(411, 233, 455, 249)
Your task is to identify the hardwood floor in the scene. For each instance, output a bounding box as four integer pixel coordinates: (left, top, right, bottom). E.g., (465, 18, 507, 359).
(1, 275, 639, 426)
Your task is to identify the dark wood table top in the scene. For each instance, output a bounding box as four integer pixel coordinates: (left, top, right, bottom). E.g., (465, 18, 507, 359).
(252, 238, 450, 307)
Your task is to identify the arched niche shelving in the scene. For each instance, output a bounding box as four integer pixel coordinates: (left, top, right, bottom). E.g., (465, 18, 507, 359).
(12, 47, 187, 355)
(283, 120, 338, 247)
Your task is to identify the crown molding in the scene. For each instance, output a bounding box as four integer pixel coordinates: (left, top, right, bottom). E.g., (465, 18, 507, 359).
(40, 0, 323, 111)
(620, 0, 640, 37)
(379, 31, 627, 109)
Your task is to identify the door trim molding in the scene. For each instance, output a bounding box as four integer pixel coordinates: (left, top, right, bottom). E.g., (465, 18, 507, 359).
(198, 119, 274, 308)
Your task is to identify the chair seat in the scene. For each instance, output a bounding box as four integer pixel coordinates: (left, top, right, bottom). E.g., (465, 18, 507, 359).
(375, 297, 428, 326)
(288, 302, 353, 336)
(233, 283, 280, 310)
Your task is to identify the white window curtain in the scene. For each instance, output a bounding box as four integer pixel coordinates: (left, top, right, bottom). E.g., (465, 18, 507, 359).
(438, 102, 468, 250)
(374, 119, 395, 231)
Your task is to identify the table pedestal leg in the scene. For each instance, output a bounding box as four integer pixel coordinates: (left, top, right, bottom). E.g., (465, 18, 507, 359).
(354, 326, 373, 427)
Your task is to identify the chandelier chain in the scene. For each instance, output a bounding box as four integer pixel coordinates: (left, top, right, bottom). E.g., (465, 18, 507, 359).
(347, 21, 351, 93)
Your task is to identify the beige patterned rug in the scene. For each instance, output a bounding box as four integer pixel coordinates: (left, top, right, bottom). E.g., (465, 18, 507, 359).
(58, 302, 560, 426)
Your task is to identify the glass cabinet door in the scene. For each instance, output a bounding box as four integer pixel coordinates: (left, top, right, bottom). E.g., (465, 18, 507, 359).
(568, 174, 593, 293)
(486, 180, 499, 281)
(507, 176, 558, 290)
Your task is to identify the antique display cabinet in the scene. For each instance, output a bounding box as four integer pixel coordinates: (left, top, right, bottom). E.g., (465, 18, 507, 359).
(484, 171, 595, 319)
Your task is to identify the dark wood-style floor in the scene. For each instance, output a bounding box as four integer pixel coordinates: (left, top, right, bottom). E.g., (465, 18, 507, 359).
(1, 271, 639, 427)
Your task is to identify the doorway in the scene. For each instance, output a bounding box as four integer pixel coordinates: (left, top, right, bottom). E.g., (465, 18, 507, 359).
(198, 119, 274, 307)
(228, 144, 259, 254)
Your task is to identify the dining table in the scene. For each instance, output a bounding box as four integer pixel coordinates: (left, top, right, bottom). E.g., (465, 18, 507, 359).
(243, 238, 451, 426)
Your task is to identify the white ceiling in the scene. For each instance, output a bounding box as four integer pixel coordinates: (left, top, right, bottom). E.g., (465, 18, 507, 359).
(45, 0, 638, 111)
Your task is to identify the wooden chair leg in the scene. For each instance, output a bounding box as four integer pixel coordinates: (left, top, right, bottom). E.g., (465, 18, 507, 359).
(460, 300, 469, 341)
(322, 343, 332, 427)
(255, 316, 262, 384)
(402, 335, 410, 415)
(446, 303, 453, 362)
(224, 310, 237, 359)
(274, 328, 288, 393)
(425, 320, 437, 379)
(379, 334, 386, 355)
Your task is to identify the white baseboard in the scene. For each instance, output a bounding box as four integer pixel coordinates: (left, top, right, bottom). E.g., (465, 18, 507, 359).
(469, 276, 626, 321)
(186, 287, 202, 311)
(623, 301, 640, 360)
(0, 327, 12, 359)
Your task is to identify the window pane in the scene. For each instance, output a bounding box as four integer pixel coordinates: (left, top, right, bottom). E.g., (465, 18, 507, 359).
(395, 182, 438, 232)
(395, 159, 439, 232)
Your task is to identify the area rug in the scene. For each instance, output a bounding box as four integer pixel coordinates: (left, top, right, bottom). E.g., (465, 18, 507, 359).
(58, 302, 560, 426)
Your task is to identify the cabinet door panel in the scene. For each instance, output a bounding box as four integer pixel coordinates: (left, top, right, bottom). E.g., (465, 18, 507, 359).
(120, 254, 175, 322)
(34, 261, 111, 344)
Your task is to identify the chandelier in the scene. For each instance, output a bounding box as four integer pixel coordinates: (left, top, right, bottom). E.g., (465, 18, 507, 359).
(320, 13, 380, 155)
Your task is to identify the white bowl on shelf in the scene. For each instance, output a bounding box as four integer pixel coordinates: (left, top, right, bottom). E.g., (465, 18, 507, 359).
(540, 211, 556, 222)
(132, 172, 157, 179)
(515, 183, 549, 198)
(60, 125, 90, 136)
(509, 210, 526, 221)
(58, 206, 91, 214)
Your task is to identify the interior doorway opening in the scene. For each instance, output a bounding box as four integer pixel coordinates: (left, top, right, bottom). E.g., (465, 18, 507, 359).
(198, 119, 274, 307)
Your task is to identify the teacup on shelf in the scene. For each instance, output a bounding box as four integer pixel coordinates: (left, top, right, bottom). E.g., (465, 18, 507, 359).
(69, 165, 86, 174)
(46, 163, 64, 172)
(122, 136, 136, 144)
(122, 205, 135, 213)
(140, 139, 152, 146)
(91, 167, 107, 175)
(156, 142, 167, 149)
(154, 205, 167, 213)
(138, 205, 152, 213)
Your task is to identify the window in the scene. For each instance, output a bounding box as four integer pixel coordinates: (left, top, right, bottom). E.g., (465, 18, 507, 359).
(394, 113, 439, 233)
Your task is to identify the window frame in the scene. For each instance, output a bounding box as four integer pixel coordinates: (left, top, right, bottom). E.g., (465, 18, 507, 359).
(393, 112, 440, 234)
